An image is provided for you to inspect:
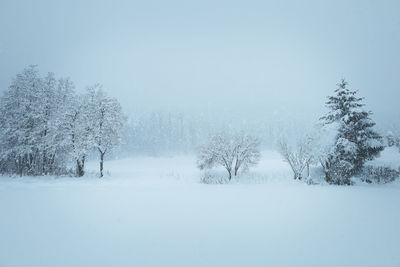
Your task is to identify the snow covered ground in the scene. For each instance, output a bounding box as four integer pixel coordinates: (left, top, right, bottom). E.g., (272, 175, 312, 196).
(1, 151, 400, 267)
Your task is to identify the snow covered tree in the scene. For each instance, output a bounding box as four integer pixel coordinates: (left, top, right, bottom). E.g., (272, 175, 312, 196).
(55, 84, 94, 177)
(232, 134, 261, 176)
(0, 65, 125, 177)
(320, 79, 384, 184)
(40, 72, 66, 174)
(278, 135, 313, 180)
(69, 97, 94, 177)
(0, 65, 45, 175)
(197, 133, 260, 180)
(0, 66, 76, 175)
(44, 76, 77, 174)
(86, 85, 124, 177)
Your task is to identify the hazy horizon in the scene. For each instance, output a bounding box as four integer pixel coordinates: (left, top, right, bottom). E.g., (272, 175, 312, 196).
(1, 0, 399, 127)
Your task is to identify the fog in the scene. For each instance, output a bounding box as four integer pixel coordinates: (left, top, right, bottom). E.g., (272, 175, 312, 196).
(0, 0, 399, 126)
(2, 3, 400, 264)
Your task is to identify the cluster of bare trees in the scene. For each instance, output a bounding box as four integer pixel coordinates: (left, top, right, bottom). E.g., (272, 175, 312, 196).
(197, 131, 318, 182)
(197, 80, 389, 185)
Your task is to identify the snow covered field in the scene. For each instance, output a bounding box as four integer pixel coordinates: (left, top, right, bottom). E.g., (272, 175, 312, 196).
(1, 151, 400, 267)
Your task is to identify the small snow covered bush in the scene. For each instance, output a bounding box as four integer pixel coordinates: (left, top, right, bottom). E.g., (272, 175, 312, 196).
(360, 166, 399, 184)
(199, 172, 229, 184)
(305, 176, 319, 185)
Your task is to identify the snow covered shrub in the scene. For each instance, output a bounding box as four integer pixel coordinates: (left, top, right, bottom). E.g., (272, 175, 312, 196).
(385, 131, 399, 147)
(199, 172, 229, 184)
(319, 79, 384, 185)
(360, 166, 399, 184)
(325, 160, 355, 185)
(306, 177, 319, 185)
(197, 133, 260, 180)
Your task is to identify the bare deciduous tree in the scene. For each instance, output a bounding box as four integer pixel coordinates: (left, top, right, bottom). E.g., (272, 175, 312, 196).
(197, 133, 260, 180)
(278, 136, 313, 180)
(232, 134, 261, 176)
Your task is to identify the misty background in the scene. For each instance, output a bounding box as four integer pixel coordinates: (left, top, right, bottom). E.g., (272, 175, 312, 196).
(0, 0, 399, 128)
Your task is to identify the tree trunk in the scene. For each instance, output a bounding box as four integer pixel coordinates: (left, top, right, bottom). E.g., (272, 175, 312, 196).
(18, 156, 23, 177)
(234, 158, 239, 177)
(42, 151, 47, 175)
(76, 156, 85, 177)
(100, 152, 104, 178)
(77, 160, 82, 177)
(325, 171, 331, 183)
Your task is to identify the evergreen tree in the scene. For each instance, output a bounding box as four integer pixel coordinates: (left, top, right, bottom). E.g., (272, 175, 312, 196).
(320, 79, 384, 184)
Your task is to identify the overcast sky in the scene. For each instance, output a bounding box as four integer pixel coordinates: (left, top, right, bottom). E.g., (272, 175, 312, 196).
(0, 0, 399, 126)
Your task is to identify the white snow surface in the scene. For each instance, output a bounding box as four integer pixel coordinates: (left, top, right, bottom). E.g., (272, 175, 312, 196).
(1, 151, 400, 267)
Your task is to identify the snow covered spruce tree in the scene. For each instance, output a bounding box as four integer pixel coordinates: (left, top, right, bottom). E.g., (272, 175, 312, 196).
(197, 133, 261, 180)
(86, 85, 125, 177)
(320, 79, 384, 185)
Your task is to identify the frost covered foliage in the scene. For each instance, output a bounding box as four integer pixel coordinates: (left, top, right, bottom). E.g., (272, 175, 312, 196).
(320, 79, 384, 185)
(197, 133, 260, 180)
(0, 66, 124, 177)
(360, 166, 399, 184)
